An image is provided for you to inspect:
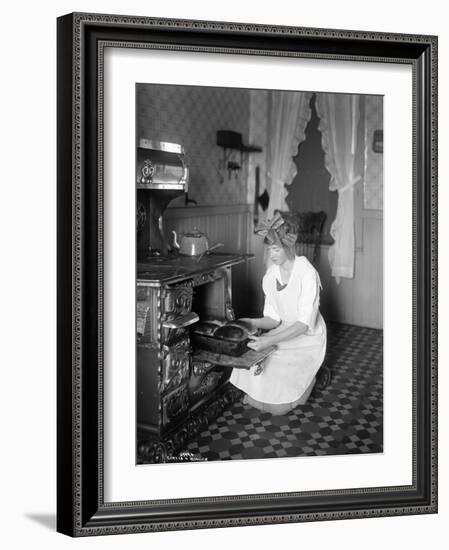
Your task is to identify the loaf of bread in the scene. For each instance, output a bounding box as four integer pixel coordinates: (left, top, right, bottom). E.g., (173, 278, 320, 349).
(230, 320, 254, 333)
(214, 324, 246, 341)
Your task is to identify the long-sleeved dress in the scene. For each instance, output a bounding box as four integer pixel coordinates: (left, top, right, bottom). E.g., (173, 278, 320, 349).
(230, 256, 326, 412)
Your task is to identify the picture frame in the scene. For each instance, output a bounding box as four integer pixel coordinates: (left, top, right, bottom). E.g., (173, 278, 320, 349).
(57, 12, 437, 536)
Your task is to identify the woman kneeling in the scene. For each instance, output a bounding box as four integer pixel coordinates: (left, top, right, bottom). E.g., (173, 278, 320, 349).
(230, 212, 327, 415)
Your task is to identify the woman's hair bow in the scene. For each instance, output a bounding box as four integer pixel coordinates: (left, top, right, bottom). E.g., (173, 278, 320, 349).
(255, 211, 298, 248)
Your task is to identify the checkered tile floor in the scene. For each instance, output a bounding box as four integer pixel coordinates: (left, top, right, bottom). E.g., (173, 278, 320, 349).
(184, 323, 383, 461)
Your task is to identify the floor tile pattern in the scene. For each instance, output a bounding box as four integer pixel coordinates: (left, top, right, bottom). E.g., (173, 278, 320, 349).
(184, 323, 383, 461)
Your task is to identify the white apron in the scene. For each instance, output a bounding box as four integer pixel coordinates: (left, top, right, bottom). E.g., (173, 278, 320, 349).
(230, 256, 327, 404)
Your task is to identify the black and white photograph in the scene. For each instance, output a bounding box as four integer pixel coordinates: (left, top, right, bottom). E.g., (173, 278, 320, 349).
(135, 83, 384, 465)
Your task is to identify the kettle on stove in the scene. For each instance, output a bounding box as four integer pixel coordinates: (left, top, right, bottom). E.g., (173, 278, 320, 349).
(172, 228, 223, 257)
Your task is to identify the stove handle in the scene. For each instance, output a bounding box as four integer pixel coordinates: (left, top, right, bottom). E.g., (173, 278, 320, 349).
(162, 312, 199, 329)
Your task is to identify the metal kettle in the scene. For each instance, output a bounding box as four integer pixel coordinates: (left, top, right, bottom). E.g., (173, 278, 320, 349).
(172, 228, 222, 257)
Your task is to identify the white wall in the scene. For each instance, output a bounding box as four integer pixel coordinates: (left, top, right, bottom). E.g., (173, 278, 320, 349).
(0, 1, 446, 549)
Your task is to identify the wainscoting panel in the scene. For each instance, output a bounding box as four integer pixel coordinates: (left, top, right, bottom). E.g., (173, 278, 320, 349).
(163, 205, 382, 329)
(318, 211, 383, 329)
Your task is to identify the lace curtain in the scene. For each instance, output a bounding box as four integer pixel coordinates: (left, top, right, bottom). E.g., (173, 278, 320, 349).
(315, 93, 361, 281)
(266, 91, 313, 217)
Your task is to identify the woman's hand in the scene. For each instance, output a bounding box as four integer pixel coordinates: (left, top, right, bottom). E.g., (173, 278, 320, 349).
(247, 335, 274, 352)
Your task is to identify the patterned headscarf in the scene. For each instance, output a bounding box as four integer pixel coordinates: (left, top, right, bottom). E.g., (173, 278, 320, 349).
(255, 211, 298, 249)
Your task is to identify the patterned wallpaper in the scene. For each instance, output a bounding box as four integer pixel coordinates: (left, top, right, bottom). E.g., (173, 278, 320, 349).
(137, 84, 251, 206)
(137, 85, 383, 212)
(247, 89, 269, 206)
(363, 95, 384, 210)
